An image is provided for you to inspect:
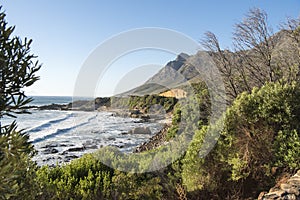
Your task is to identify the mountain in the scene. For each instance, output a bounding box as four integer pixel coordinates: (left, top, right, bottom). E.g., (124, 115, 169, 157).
(120, 29, 299, 98)
(119, 52, 201, 96)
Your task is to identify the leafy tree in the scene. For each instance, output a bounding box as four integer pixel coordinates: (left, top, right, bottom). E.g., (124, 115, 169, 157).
(0, 6, 41, 199)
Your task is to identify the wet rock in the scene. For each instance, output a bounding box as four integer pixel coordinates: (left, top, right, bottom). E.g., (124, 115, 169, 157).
(41, 143, 70, 148)
(67, 146, 86, 152)
(42, 148, 59, 154)
(60, 151, 68, 155)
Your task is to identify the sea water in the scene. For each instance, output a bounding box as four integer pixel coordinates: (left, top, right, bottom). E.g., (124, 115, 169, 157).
(1, 96, 163, 166)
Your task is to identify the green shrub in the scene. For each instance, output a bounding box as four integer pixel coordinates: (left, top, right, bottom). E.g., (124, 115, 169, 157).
(36, 154, 114, 199)
(182, 81, 300, 198)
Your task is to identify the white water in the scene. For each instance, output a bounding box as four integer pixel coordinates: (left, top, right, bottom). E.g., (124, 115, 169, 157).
(1, 97, 163, 166)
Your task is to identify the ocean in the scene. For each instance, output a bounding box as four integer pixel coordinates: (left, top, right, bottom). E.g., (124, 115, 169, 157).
(1, 96, 163, 166)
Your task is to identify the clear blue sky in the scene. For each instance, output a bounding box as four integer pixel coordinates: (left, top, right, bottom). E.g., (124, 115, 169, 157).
(1, 0, 299, 96)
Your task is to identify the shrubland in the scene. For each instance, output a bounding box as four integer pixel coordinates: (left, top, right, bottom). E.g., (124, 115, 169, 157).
(0, 6, 299, 200)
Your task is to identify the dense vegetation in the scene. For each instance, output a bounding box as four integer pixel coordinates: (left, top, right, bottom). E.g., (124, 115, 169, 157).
(111, 94, 178, 113)
(0, 7, 299, 200)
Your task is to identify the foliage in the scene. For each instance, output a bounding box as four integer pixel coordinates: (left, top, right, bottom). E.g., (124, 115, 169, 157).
(36, 154, 114, 200)
(112, 171, 162, 200)
(202, 8, 300, 103)
(274, 129, 300, 169)
(182, 81, 300, 199)
(0, 7, 41, 119)
(0, 7, 41, 200)
(35, 153, 163, 200)
(166, 82, 210, 140)
(0, 7, 299, 200)
(111, 95, 177, 113)
(0, 122, 37, 200)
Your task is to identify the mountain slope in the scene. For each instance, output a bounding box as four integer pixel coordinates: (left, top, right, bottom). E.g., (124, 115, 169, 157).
(120, 29, 299, 97)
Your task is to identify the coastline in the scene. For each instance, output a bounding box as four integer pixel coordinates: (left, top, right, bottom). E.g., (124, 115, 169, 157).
(29, 99, 174, 166)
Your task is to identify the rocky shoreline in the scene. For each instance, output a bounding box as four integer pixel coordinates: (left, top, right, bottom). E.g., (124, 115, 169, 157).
(32, 100, 173, 166)
(134, 124, 170, 153)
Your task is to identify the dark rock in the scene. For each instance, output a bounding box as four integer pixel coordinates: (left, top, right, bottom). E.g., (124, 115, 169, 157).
(65, 155, 78, 159)
(130, 109, 141, 115)
(41, 144, 58, 148)
(60, 151, 68, 155)
(112, 144, 124, 148)
(42, 148, 59, 154)
(39, 103, 68, 110)
(67, 146, 86, 152)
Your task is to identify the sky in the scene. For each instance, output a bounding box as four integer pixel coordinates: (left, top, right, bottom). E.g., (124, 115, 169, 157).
(0, 0, 299, 97)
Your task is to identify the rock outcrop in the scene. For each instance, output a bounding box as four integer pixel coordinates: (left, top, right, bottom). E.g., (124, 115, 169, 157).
(258, 170, 300, 200)
(159, 89, 187, 99)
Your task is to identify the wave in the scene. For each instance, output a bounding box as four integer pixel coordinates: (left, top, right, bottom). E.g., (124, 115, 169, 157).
(28, 112, 74, 133)
(31, 113, 98, 144)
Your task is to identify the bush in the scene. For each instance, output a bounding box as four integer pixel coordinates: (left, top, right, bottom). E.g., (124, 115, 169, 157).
(182, 81, 300, 199)
(36, 153, 114, 200)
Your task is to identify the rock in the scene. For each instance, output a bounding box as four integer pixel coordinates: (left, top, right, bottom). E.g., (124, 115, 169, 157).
(41, 144, 58, 148)
(281, 183, 292, 190)
(107, 137, 116, 141)
(258, 192, 267, 200)
(140, 115, 150, 122)
(259, 170, 300, 200)
(42, 148, 59, 154)
(130, 109, 141, 115)
(84, 145, 98, 149)
(39, 103, 68, 110)
(67, 146, 86, 152)
(286, 194, 297, 199)
(115, 144, 124, 148)
(288, 177, 300, 186)
(60, 151, 68, 155)
(128, 127, 151, 134)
